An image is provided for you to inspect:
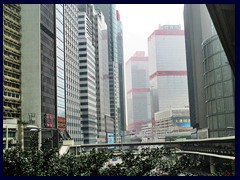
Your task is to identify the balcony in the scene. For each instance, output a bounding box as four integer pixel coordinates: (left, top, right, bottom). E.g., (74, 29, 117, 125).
(4, 85, 21, 93)
(4, 65, 21, 75)
(4, 44, 21, 56)
(4, 14, 21, 29)
(4, 75, 20, 84)
(4, 25, 21, 38)
(4, 34, 21, 47)
(4, 5, 21, 21)
(3, 55, 20, 65)
(11, 4, 21, 11)
(4, 96, 21, 103)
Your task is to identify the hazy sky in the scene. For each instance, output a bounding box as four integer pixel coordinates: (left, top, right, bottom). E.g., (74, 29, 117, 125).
(116, 4, 184, 62)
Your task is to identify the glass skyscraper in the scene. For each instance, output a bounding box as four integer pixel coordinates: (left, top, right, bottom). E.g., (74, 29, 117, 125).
(95, 4, 120, 141)
(202, 35, 235, 138)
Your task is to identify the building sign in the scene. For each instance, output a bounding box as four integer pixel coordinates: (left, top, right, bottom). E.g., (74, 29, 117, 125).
(57, 117, 66, 131)
(44, 114, 54, 128)
(172, 117, 190, 128)
(107, 133, 114, 149)
(107, 133, 114, 144)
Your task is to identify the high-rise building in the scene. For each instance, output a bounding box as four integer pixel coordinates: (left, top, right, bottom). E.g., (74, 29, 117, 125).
(94, 8, 111, 144)
(78, 4, 97, 144)
(202, 35, 235, 138)
(125, 51, 151, 134)
(184, 4, 214, 130)
(64, 5, 82, 144)
(3, 4, 22, 121)
(116, 10, 126, 136)
(95, 4, 120, 141)
(21, 4, 68, 148)
(55, 4, 66, 139)
(184, 5, 235, 138)
(148, 25, 189, 122)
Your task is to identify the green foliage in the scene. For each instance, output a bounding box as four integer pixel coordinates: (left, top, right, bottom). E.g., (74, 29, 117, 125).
(3, 147, 234, 176)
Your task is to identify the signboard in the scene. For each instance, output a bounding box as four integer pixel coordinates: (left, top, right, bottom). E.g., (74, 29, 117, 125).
(107, 133, 114, 149)
(172, 117, 190, 128)
(107, 133, 114, 144)
(44, 114, 54, 128)
(57, 117, 66, 131)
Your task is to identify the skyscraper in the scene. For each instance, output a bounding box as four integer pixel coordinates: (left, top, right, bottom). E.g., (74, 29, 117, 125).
(125, 51, 151, 134)
(78, 4, 97, 144)
(64, 4, 82, 144)
(184, 5, 235, 138)
(95, 4, 120, 141)
(202, 35, 235, 138)
(116, 10, 126, 136)
(94, 8, 111, 144)
(21, 4, 69, 148)
(3, 4, 21, 121)
(148, 25, 189, 122)
(184, 4, 214, 130)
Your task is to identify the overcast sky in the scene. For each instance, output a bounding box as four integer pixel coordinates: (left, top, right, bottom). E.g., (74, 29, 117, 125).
(116, 4, 185, 62)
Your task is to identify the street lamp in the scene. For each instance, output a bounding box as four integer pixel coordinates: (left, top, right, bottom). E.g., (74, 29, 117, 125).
(26, 125, 41, 150)
(26, 125, 57, 150)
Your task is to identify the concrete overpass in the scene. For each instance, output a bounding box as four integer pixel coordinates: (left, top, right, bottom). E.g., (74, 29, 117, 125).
(67, 136, 235, 159)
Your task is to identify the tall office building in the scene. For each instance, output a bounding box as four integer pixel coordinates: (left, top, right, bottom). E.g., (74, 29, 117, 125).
(116, 10, 126, 135)
(94, 8, 111, 143)
(202, 35, 235, 138)
(125, 51, 151, 134)
(78, 5, 97, 144)
(184, 4, 214, 130)
(64, 5, 82, 144)
(21, 4, 68, 148)
(3, 4, 22, 121)
(184, 5, 235, 138)
(148, 25, 189, 122)
(95, 4, 120, 141)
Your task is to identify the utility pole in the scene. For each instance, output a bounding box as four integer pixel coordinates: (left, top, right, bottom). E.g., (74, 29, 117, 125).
(6, 125, 8, 149)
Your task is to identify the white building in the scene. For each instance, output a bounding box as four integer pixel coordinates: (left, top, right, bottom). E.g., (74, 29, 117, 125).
(64, 4, 81, 145)
(154, 108, 192, 138)
(78, 5, 97, 144)
(148, 25, 189, 121)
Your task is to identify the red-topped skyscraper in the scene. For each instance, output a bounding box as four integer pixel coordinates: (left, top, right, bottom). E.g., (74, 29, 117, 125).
(125, 51, 151, 134)
(148, 25, 189, 122)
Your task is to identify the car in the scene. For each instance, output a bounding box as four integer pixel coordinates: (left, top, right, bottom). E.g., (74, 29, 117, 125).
(112, 157, 118, 161)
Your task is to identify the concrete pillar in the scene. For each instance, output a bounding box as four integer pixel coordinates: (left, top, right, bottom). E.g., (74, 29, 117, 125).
(6, 125, 8, 149)
(21, 124, 24, 150)
(210, 157, 216, 174)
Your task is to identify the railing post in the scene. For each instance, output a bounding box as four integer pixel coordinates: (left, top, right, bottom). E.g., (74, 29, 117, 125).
(210, 157, 216, 174)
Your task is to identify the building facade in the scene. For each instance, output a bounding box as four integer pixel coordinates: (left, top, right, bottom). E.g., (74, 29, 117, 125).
(3, 4, 21, 121)
(202, 35, 235, 138)
(154, 108, 191, 139)
(116, 10, 126, 136)
(184, 4, 215, 130)
(95, 4, 120, 141)
(148, 24, 189, 122)
(64, 4, 82, 144)
(125, 51, 151, 134)
(78, 4, 98, 144)
(94, 9, 111, 144)
(21, 4, 68, 148)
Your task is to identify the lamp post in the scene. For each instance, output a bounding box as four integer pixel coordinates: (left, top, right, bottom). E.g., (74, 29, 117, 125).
(26, 125, 41, 150)
(6, 125, 8, 149)
(26, 125, 56, 150)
